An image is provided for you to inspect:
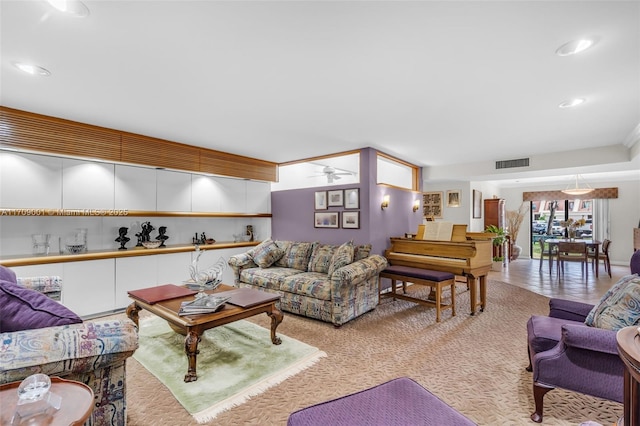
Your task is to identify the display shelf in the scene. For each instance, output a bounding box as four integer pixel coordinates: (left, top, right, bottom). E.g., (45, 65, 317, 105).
(0, 241, 259, 267)
(0, 208, 272, 218)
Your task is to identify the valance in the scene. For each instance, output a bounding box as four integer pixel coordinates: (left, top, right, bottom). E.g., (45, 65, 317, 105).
(522, 187, 618, 201)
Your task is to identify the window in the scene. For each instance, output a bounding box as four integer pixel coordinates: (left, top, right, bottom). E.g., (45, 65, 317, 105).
(376, 153, 418, 191)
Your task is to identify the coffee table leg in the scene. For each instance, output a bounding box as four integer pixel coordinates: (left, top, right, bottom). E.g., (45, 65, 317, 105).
(267, 305, 283, 345)
(184, 330, 201, 382)
(126, 302, 140, 327)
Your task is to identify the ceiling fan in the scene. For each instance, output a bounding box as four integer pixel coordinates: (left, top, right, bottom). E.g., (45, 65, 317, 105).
(310, 166, 354, 183)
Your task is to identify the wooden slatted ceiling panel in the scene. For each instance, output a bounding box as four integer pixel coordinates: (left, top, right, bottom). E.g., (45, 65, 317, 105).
(121, 133, 200, 171)
(200, 149, 277, 182)
(0, 107, 121, 161)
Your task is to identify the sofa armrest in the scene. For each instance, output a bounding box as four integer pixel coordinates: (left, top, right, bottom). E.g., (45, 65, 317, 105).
(561, 323, 618, 355)
(228, 253, 258, 282)
(331, 255, 388, 287)
(549, 298, 594, 321)
(16, 275, 62, 301)
(0, 318, 139, 383)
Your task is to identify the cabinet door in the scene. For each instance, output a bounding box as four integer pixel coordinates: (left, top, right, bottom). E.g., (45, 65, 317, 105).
(0, 152, 62, 208)
(115, 165, 157, 210)
(63, 259, 115, 317)
(62, 159, 115, 209)
(156, 252, 192, 286)
(157, 169, 192, 211)
(191, 175, 223, 212)
(247, 181, 271, 213)
(115, 256, 158, 310)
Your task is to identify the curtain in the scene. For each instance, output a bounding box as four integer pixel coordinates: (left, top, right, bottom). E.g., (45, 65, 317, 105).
(593, 198, 610, 242)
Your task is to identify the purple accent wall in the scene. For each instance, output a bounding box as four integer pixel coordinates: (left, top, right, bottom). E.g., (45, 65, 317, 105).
(271, 148, 423, 255)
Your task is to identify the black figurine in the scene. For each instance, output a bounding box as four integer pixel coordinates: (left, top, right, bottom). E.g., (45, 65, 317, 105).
(115, 227, 130, 250)
(156, 226, 169, 247)
(140, 221, 155, 242)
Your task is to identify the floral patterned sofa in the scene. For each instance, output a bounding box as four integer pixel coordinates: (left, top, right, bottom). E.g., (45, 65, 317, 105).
(228, 240, 388, 326)
(0, 265, 139, 426)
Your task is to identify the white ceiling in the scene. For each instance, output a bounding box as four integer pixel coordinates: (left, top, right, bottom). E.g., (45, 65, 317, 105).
(1, 1, 639, 186)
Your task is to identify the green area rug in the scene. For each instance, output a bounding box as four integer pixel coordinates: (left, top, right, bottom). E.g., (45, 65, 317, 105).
(133, 316, 326, 423)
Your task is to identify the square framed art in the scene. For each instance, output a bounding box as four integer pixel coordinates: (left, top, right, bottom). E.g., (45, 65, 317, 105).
(342, 211, 360, 229)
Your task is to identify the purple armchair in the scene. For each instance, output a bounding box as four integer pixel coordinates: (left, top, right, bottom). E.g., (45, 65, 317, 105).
(526, 298, 624, 423)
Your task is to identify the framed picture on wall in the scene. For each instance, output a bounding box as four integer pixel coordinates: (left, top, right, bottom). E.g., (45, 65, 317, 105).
(314, 212, 339, 228)
(446, 190, 461, 207)
(422, 191, 443, 218)
(344, 188, 359, 209)
(473, 190, 482, 218)
(342, 211, 360, 229)
(328, 190, 344, 207)
(315, 191, 327, 210)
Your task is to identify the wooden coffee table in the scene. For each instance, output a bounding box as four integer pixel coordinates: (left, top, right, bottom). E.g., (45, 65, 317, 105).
(127, 284, 283, 382)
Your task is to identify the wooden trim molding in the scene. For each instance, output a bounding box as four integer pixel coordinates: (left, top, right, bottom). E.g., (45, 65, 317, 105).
(0, 106, 277, 181)
(522, 187, 618, 201)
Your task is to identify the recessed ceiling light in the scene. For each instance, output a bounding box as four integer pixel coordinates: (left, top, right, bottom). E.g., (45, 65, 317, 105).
(558, 98, 586, 108)
(46, 0, 90, 17)
(13, 62, 51, 77)
(556, 39, 594, 56)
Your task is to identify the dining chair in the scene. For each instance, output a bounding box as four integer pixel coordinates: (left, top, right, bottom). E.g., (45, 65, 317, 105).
(588, 239, 612, 278)
(557, 241, 588, 277)
(538, 239, 556, 273)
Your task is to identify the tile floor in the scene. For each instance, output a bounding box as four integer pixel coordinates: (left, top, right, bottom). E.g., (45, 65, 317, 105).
(492, 256, 632, 305)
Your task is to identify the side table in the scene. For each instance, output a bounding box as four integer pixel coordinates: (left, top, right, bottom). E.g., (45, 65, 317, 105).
(0, 376, 94, 425)
(616, 326, 640, 426)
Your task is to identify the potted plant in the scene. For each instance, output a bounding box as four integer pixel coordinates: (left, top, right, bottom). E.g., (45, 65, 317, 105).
(485, 225, 506, 270)
(492, 255, 504, 271)
(506, 203, 528, 260)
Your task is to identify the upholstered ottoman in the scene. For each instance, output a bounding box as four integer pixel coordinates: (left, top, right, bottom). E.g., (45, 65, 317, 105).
(287, 377, 476, 426)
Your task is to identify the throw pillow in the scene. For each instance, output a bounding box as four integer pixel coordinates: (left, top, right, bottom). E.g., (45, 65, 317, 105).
(328, 241, 355, 277)
(585, 274, 640, 330)
(249, 239, 285, 268)
(308, 244, 337, 274)
(0, 265, 17, 283)
(353, 244, 372, 261)
(585, 274, 639, 325)
(0, 279, 82, 333)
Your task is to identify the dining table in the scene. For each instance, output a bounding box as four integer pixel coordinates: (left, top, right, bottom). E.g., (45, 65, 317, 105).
(544, 238, 602, 277)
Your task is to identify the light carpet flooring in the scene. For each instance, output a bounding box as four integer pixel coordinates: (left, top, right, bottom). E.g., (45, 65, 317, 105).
(125, 257, 633, 425)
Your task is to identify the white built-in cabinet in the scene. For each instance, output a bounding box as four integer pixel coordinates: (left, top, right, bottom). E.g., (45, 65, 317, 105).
(0, 151, 271, 317)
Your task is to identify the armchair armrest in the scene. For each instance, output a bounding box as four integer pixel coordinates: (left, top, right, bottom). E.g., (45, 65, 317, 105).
(0, 318, 139, 383)
(549, 298, 594, 321)
(561, 323, 618, 355)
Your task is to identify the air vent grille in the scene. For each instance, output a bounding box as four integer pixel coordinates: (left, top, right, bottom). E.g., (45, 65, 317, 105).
(496, 158, 530, 169)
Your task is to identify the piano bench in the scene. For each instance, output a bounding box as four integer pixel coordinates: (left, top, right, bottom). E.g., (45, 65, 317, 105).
(378, 265, 456, 323)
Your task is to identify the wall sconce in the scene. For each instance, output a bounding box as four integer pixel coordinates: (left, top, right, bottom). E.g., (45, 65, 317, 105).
(381, 195, 390, 210)
(412, 199, 420, 212)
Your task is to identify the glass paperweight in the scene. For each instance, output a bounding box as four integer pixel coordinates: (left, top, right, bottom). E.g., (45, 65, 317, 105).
(11, 374, 62, 425)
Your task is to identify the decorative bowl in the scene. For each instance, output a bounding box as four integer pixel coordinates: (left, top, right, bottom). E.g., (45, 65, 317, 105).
(142, 241, 162, 249)
(65, 243, 86, 254)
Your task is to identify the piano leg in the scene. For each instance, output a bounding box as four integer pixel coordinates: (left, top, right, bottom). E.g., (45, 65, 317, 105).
(468, 276, 478, 315)
(467, 274, 488, 315)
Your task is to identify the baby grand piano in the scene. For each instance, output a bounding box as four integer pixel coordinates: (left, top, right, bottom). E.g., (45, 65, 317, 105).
(384, 224, 493, 315)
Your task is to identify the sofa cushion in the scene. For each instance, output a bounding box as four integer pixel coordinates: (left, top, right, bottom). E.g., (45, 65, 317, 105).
(0, 279, 82, 332)
(328, 241, 354, 277)
(249, 239, 285, 268)
(308, 244, 338, 274)
(275, 241, 316, 271)
(585, 274, 640, 330)
(240, 267, 303, 291)
(280, 272, 332, 301)
(354, 244, 372, 261)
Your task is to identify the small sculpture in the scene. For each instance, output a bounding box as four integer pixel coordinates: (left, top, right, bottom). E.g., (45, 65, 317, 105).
(140, 221, 155, 242)
(246, 225, 254, 242)
(156, 226, 169, 247)
(115, 227, 130, 250)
